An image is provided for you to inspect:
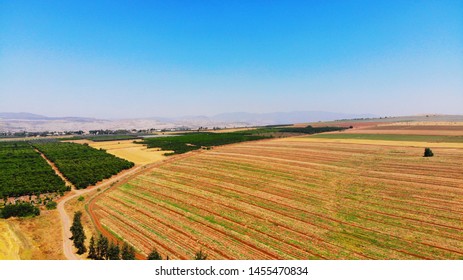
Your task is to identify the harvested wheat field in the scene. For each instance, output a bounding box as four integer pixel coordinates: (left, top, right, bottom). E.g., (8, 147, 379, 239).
(91, 137, 463, 260)
(86, 140, 169, 165)
(345, 123, 463, 136)
(294, 136, 463, 149)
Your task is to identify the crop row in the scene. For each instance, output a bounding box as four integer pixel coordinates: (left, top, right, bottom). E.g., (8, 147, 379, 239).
(94, 140, 463, 259)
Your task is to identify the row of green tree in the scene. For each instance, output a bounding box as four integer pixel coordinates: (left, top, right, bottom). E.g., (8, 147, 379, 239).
(87, 235, 136, 260)
(0, 141, 69, 198)
(70, 211, 136, 259)
(142, 132, 269, 155)
(87, 235, 207, 260)
(71, 211, 208, 260)
(0, 201, 40, 218)
(277, 125, 348, 134)
(141, 126, 348, 155)
(34, 142, 134, 189)
(70, 211, 87, 254)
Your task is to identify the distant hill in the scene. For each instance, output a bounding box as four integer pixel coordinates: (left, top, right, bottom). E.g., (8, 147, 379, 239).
(0, 111, 376, 125)
(3, 111, 462, 133)
(0, 112, 48, 120)
(0, 112, 98, 122)
(209, 111, 377, 124)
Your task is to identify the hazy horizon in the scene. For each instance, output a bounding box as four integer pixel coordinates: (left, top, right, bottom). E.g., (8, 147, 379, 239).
(1, 1, 462, 118)
(0, 110, 376, 120)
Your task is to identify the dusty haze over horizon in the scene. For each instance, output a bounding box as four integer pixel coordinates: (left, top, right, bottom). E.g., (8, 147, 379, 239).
(1, 1, 462, 118)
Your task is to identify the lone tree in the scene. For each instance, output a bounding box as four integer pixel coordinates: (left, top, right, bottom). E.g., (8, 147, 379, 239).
(108, 242, 121, 260)
(96, 234, 109, 260)
(148, 248, 162, 260)
(121, 243, 136, 260)
(424, 147, 434, 157)
(70, 211, 86, 254)
(194, 249, 207, 260)
(88, 236, 97, 259)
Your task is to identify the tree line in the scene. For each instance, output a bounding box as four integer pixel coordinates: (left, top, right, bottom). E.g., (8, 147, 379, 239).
(71, 211, 208, 260)
(143, 132, 269, 155)
(70, 211, 87, 254)
(142, 126, 349, 156)
(87, 235, 136, 260)
(277, 125, 348, 134)
(71, 211, 136, 259)
(0, 201, 40, 218)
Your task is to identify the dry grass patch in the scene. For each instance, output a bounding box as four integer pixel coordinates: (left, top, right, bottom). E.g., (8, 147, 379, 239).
(8, 210, 65, 259)
(0, 220, 25, 259)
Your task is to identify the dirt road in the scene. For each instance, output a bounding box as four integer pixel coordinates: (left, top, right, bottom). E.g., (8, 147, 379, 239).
(57, 166, 144, 260)
(59, 150, 204, 260)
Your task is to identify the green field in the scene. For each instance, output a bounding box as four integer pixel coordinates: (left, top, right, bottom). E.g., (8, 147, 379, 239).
(309, 133, 463, 143)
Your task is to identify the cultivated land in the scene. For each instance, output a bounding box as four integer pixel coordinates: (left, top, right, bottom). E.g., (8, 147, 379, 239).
(34, 142, 134, 189)
(339, 123, 463, 136)
(2, 118, 463, 260)
(84, 140, 169, 165)
(91, 128, 463, 260)
(0, 141, 136, 259)
(310, 134, 463, 144)
(0, 142, 68, 197)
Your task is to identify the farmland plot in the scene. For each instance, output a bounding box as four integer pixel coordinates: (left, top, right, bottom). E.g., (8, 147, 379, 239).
(92, 138, 463, 259)
(0, 142, 68, 197)
(85, 140, 168, 165)
(34, 142, 134, 189)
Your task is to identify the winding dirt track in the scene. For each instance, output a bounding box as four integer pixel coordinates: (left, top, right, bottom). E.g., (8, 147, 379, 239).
(56, 166, 144, 260)
(57, 150, 202, 260)
(86, 151, 203, 260)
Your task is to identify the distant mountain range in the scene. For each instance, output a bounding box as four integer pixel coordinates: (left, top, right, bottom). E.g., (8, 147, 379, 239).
(0, 112, 97, 122)
(0, 111, 378, 132)
(2, 111, 463, 132)
(0, 111, 463, 132)
(206, 111, 377, 124)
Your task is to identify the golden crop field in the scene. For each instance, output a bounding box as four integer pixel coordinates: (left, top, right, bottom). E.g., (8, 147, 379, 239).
(91, 137, 463, 260)
(66, 140, 169, 165)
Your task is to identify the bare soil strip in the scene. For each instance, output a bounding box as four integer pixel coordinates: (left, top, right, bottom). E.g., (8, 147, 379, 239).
(35, 148, 74, 188)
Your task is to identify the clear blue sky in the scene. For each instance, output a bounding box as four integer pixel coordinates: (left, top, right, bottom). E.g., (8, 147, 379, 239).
(1, 1, 462, 118)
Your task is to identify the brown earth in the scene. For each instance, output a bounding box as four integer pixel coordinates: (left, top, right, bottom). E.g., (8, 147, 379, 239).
(89, 137, 463, 260)
(350, 125, 463, 136)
